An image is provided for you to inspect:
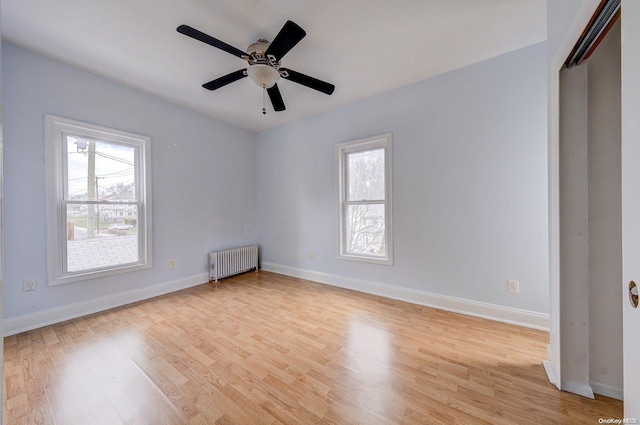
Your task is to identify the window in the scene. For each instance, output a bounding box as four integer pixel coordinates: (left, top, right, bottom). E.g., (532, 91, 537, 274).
(45, 115, 152, 285)
(337, 133, 393, 264)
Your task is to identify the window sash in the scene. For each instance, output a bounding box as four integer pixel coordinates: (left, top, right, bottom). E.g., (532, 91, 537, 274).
(62, 132, 141, 202)
(60, 201, 147, 279)
(343, 199, 386, 206)
(61, 205, 145, 274)
(64, 200, 141, 205)
(346, 147, 385, 202)
(343, 200, 386, 258)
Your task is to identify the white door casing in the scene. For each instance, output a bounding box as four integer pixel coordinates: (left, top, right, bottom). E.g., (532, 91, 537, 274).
(622, 0, 640, 416)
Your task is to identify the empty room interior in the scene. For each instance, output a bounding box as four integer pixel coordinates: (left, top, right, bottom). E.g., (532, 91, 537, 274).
(1, 0, 639, 423)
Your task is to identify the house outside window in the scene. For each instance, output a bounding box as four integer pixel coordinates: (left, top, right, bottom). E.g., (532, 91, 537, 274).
(45, 115, 152, 285)
(337, 133, 393, 265)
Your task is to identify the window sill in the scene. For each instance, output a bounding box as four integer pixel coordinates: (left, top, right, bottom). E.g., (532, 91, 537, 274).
(338, 253, 394, 266)
(49, 261, 153, 286)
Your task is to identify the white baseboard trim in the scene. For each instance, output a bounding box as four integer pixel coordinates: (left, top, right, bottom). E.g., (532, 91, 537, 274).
(543, 360, 557, 386)
(261, 262, 550, 331)
(3, 273, 209, 336)
(543, 344, 561, 389)
(562, 380, 595, 399)
(591, 381, 623, 401)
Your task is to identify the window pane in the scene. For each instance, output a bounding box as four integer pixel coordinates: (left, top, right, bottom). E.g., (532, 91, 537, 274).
(346, 203, 386, 256)
(66, 204, 139, 272)
(66, 136, 136, 201)
(348, 148, 385, 201)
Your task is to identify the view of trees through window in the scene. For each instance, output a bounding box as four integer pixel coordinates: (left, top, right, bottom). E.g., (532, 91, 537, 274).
(346, 148, 386, 256)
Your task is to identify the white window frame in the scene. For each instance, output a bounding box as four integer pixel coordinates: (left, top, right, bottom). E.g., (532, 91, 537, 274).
(45, 115, 153, 285)
(337, 133, 393, 265)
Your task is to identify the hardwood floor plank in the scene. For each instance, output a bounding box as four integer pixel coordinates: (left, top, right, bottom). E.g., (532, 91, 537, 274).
(3, 271, 623, 424)
(45, 381, 123, 425)
(93, 359, 188, 425)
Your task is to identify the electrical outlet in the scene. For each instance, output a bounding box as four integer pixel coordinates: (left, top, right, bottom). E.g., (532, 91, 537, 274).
(297, 252, 303, 260)
(23, 278, 37, 292)
(309, 252, 315, 260)
(508, 279, 519, 294)
(169, 259, 177, 269)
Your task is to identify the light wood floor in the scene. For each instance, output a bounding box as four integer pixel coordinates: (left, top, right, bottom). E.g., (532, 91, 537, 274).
(4, 271, 622, 424)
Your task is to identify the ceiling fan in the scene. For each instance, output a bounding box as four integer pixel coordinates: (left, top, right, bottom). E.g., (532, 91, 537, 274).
(177, 20, 335, 114)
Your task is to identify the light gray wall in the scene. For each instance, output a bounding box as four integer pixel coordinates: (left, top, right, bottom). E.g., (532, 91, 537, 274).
(547, 0, 587, 62)
(256, 42, 549, 314)
(2, 42, 256, 320)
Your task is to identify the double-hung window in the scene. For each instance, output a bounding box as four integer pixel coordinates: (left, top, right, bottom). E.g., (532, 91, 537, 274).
(337, 133, 393, 264)
(45, 115, 152, 285)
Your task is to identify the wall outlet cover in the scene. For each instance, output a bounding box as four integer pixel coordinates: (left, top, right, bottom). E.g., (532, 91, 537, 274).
(508, 279, 519, 294)
(23, 278, 37, 292)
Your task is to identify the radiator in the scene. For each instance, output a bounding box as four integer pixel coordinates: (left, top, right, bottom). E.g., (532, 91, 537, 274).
(209, 245, 258, 282)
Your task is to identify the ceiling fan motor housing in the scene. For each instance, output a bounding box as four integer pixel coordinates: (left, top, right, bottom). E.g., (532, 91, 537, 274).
(247, 39, 270, 58)
(246, 39, 279, 66)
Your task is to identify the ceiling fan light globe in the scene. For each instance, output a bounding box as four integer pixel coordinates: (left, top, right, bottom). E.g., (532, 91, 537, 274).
(247, 64, 280, 88)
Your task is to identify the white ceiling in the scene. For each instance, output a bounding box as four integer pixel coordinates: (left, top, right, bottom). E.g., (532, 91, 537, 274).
(1, 0, 546, 133)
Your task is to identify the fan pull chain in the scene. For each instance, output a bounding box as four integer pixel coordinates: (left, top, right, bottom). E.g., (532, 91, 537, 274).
(262, 86, 267, 115)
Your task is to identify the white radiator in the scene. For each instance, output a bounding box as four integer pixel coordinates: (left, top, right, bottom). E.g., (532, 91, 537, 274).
(209, 245, 258, 282)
